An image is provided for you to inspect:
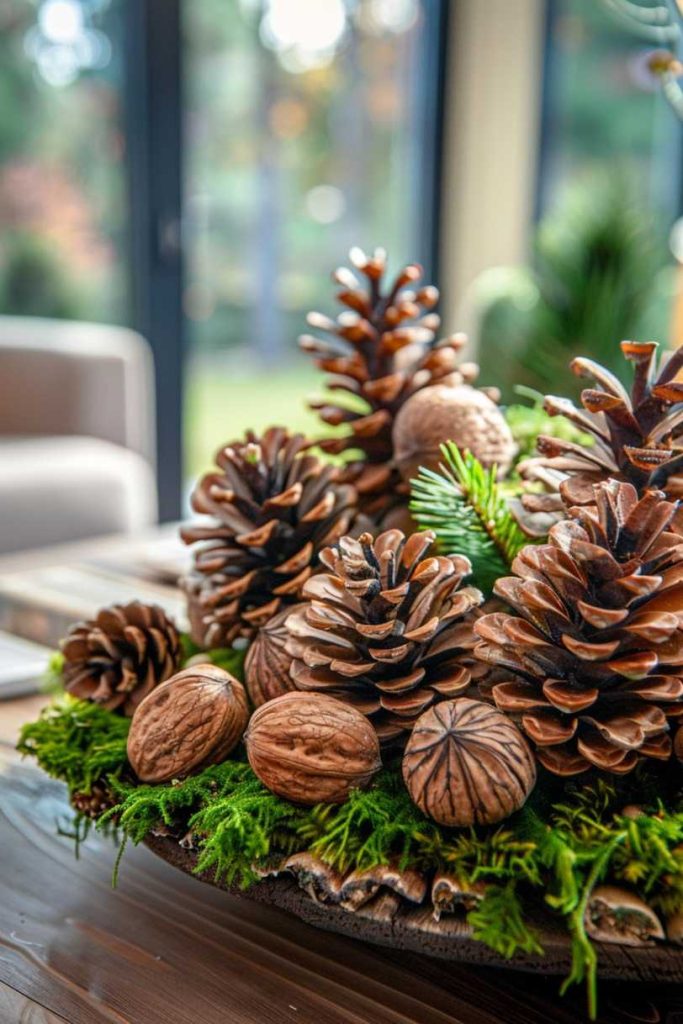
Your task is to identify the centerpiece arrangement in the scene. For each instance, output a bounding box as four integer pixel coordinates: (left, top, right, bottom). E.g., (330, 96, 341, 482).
(19, 248, 683, 1018)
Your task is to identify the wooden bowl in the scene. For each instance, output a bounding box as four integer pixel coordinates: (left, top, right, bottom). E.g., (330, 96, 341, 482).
(145, 834, 683, 983)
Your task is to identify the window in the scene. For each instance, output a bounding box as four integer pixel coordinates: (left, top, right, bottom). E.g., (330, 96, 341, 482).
(0, 0, 128, 323)
(182, 0, 444, 487)
(538, 0, 681, 222)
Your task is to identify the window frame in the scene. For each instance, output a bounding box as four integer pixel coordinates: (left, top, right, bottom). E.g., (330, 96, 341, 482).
(124, 0, 449, 521)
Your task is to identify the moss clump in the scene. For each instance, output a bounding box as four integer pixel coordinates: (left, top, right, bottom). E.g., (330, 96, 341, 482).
(17, 694, 683, 1020)
(18, 694, 130, 795)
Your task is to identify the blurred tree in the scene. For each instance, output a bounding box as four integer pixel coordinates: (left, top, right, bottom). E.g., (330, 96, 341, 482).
(0, 230, 81, 319)
(477, 174, 666, 401)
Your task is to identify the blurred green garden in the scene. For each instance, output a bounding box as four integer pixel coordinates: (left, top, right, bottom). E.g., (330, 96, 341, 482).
(1, 0, 681, 486)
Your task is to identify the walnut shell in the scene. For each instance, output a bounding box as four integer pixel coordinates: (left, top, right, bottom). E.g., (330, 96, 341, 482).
(244, 691, 382, 805)
(402, 698, 536, 826)
(127, 664, 248, 783)
(244, 604, 302, 707)
(392, 384, 516, 481)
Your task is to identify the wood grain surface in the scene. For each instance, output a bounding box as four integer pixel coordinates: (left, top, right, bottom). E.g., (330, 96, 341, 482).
(0, 701, 682, 1024)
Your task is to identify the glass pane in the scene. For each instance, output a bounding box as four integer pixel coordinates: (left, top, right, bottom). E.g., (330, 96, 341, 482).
(0, 0, 128, 323)
(538, 0, 680, 221)
(183, 0, 431, 485)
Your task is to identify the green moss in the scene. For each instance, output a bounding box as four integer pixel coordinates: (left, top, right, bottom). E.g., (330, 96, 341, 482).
(18, 694, 130, 794)
(17, 695, 683, 1020)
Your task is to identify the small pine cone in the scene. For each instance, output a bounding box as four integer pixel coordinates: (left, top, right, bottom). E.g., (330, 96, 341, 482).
(475, 480, 683, 776)
(286, 529, 483, 747)
(180, 427, 357, 648)
(71, 782, 116, 820)
(299, 246, 488, 521)
(518, 341, 683, 523)
(62, 602, 182, 716)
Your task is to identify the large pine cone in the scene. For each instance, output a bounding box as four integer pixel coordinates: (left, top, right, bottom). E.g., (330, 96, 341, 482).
(299, 247, 495, 522)
(518, 341, 683, 530)
(62, 602, 181, 716)
(285, 529, 483, 747)
(181, 427, 357, 648)
(475, 480, 683, 775)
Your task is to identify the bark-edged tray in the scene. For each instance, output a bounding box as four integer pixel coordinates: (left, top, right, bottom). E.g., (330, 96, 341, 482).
(145, 833, 683, 984)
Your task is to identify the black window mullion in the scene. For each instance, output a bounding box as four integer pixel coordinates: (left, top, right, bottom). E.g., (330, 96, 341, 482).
(124, 0, 183, 522)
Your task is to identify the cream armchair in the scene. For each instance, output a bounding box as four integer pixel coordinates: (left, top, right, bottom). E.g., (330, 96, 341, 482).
(0, 316, 158, 554)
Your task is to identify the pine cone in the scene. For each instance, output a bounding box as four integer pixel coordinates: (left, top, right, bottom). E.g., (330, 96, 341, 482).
(519, 341, 683, 526)
(71, 782, 116, 820)
(62, 602, 181, 716)
(300, 247, 491, 521)
(474, 480, 683, 776)
(181, 427, 357, 647)
(286, 529, 483, 747)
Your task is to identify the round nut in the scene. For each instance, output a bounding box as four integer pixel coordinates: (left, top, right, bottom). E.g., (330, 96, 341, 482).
(244, 691, 382, 805)
(392, 383, 516, 481)
(127, 664, 248, 783)
(402, 698, 536, 827)
(245, 604, 301, 707)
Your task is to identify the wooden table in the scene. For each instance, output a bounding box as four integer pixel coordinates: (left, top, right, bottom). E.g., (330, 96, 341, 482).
(1, 541, 682, 1023)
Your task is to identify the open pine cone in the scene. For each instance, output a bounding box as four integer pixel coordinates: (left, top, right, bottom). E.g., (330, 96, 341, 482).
(519, 341, 683, 529)
(299, 247, 496, 522)
(62, 602, 181, 716)
(475, 480, 683, 776)
(181, 427, 357, 647)
(285, 529, 484, 747)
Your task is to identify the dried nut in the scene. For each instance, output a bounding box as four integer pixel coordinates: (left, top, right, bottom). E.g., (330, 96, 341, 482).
(585, 886, 665, 947)
(402, 698, 536, 827)
(392, 383, 516, 482)
(244, 691, 381, 805)
(244, 604, 302, 706)
(127, 665, 248, 783)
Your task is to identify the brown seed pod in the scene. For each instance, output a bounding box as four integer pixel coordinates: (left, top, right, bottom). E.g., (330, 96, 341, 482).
(392, 383, 516, 481)
(585, 886, 665, 947)
(402, 698, 536, 827)
(244, 604, 302, 707)
(244, 691, 382, 805)
(127, 665, 248, 783)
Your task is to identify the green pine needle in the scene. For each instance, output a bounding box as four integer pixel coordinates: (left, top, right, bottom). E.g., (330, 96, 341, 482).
(410, 444, 530, 594)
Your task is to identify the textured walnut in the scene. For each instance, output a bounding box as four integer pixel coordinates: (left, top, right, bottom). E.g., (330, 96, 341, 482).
(402, 698, 536, 827)
(392, 384, 516, 481)
(127, 665, 248, 783)
(244, 604, 302, 707)
(244, 691, 381, 805)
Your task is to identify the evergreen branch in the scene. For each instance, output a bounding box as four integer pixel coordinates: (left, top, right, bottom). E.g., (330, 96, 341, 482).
(410, 444, 529, 594)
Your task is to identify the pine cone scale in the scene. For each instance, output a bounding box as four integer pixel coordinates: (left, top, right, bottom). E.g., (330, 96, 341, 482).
(477, 481, 683, 775)
(181, 428, 357, 646)
(286, 528, 482, 747)
(520, 341, 683, 518)
(62, 602, 181, 716)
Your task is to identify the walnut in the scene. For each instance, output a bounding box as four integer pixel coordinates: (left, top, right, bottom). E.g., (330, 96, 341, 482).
(392, 383, 516, 481)
(127, 664, 248, 783)
(244, 604, 301, 707)
(402, 698, 536, 827)
(244, 691, 382, 805)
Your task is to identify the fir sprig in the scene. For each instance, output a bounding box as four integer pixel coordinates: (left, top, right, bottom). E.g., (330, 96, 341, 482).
(410, 444, 530, 593)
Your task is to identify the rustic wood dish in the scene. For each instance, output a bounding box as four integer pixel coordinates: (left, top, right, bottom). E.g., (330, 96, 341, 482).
(145, 833, 683, 984)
